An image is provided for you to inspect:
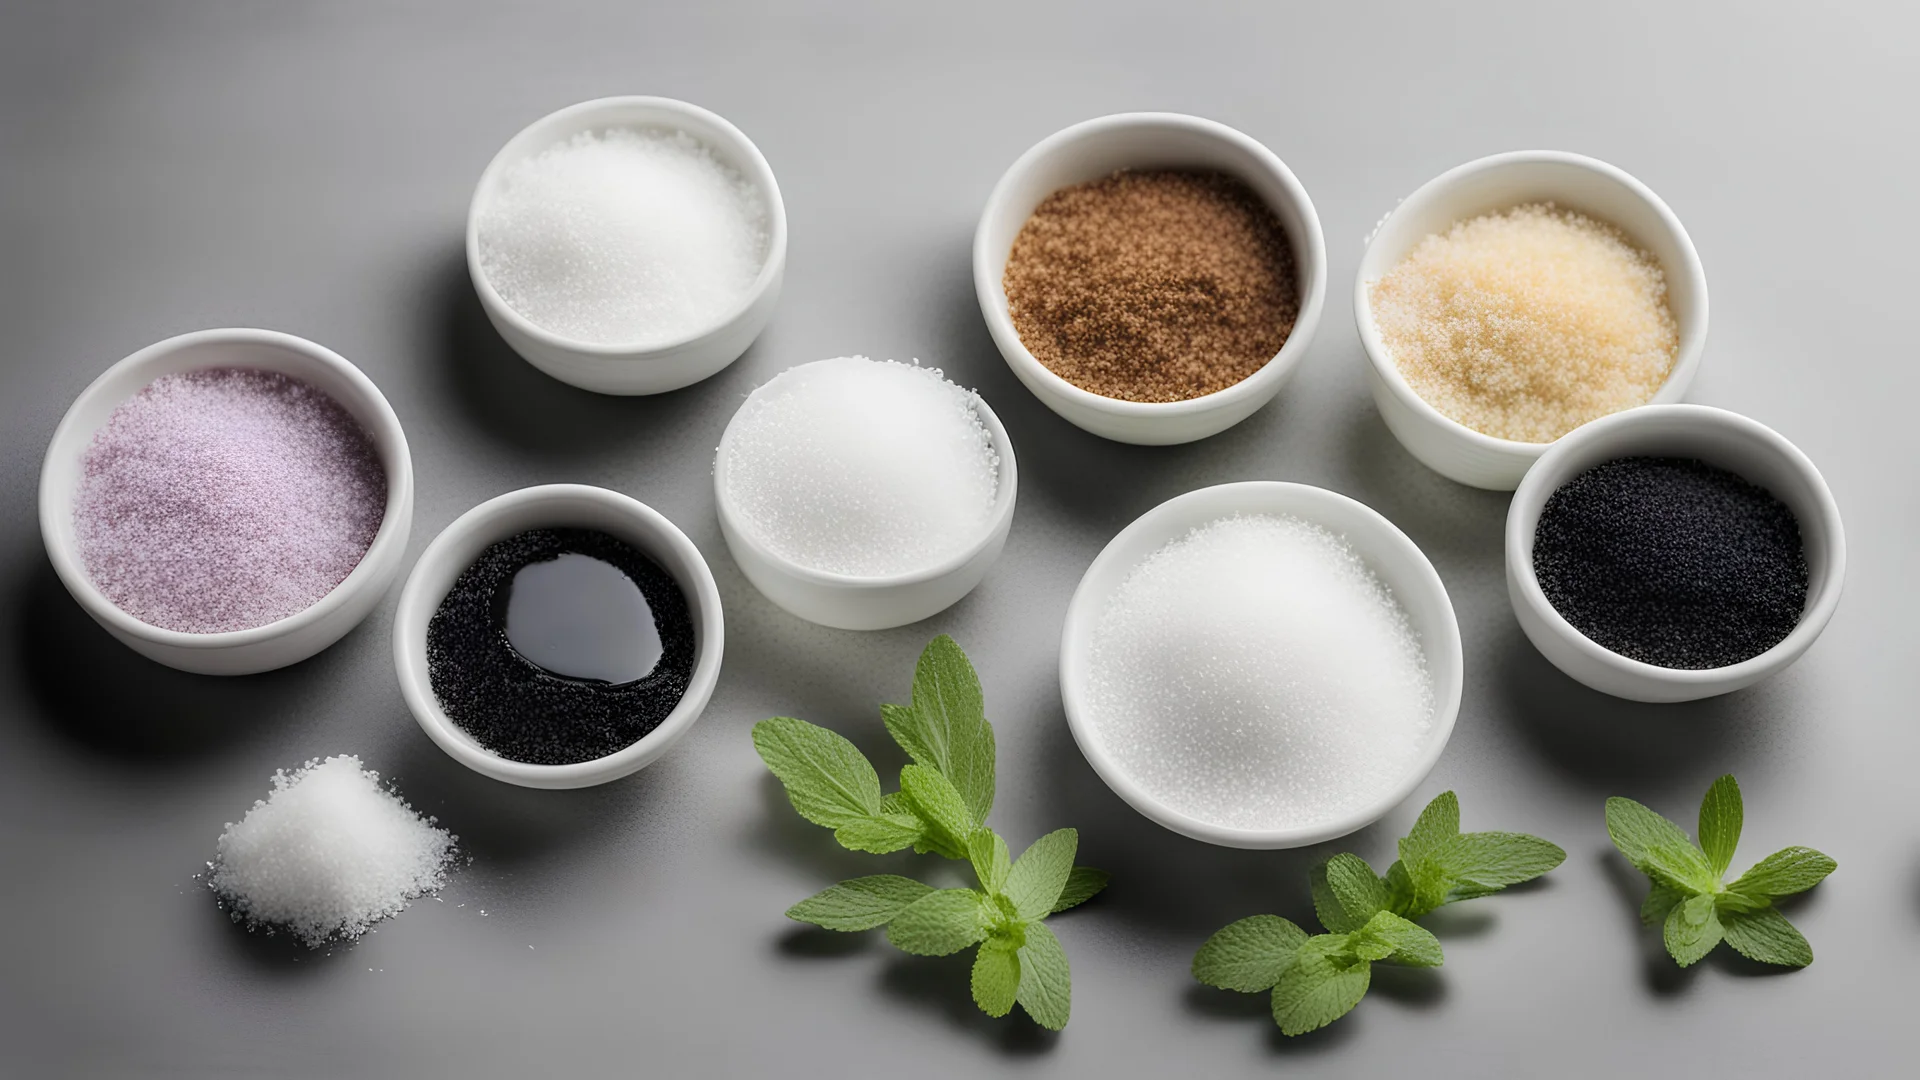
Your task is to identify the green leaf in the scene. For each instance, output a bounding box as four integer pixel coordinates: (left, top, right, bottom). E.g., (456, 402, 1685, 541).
(1663, 892, 1723, 967)
(1192, 915, 1309, 992)
(1050, 866, 1109, 914)
(1640, 882, 1685, 927)
(1697, 774, 1743, 879)
(898, 764, 973, 859)
(885, 635, 996, 826)
(786, 875, 935, 931)
(1642, 841, 1719, 895)
(968, 830, 1011, 894)
(1006, 828, 1078, 922)
(1382, 861, 1416, 915)
(752, 717, 884, 831)
(832, 813, 924, 854)
(971, 939, 1020, 1017)
(886, 889, 988, 956)
(1320, 853, 1389, 932)
(1729, 846, 1836, 899)
(1408, 859, 1454, 917)
(1431, 832, 1566, 892)
(1270, 940, 1372, 1037)
(1398, 790, 1461, 870)
(1605, 796, 1697, 873)
(1014, 921, 1071, 1030)
(1349, 910, 1443, 968)
(1720, 907, 1813, 968)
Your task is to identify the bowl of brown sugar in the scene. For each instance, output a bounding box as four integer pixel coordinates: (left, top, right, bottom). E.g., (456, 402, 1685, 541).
(973, 113, 1326, 445)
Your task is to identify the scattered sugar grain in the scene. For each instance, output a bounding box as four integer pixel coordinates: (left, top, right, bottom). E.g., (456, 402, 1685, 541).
(477, 127, 768, 346)
(208, 755, 456, 948)
(1086, 515, 1433, 832)
(719, 356, 1000, 576)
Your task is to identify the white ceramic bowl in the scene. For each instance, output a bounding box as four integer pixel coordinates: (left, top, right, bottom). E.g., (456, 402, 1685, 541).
(1355, 151, 1709, 490)
(393, 485, 724, 789)
(37, 328, 414, 676)
(466, 95, 787, 396)
(1506, 404, 1844, 703)
(714, 371, 1019, 631)
(973, 113, 1327, 445)
(1060, 482, 1462, 849)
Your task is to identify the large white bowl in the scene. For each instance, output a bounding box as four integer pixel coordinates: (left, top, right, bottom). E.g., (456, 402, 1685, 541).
(1355, 151, 1709, 490)
(38, 328, 414, 676)
(1060, 482, 1462, 849)
(393, 485, 724, 789)
(1506, 405, 1845, 703)
(713, 364, 1019, 631)
(973, 112, 1327, 445)
(466, 96, 787, 396)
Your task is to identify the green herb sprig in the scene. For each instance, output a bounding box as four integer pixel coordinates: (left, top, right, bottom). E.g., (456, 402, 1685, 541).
(753, 635, 1108, 1031)
(1607, 774, 1834, 969)
(1192, 792, 1563, 1036)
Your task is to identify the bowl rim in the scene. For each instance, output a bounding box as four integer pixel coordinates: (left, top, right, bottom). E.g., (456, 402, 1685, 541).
(1352, 149, 1710, 453)
(1504, 403, 1847, 688)
(1059, 481, 1463, 849)
(971, 110, 1328, 421)
(464, 94, 789, 359)
(392, 483, 725, 787)
(712, 360, 1020, 589)
(37, 327, 414, 651)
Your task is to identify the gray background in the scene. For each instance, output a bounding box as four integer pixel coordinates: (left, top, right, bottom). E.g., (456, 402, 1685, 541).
(3, 1, 1915, 1076)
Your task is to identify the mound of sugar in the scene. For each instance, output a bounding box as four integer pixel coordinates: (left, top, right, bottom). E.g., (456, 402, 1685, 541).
(1086, 514, 1433, 832)
(209, 755, 456, 948)
(719, 356, 1001, 576)
(476, 127, 768, 346)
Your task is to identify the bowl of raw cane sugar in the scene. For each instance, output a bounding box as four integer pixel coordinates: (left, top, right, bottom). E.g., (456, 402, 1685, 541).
(466, 95, 787, 395)
(974, 112, 1327, 445)
(38, 328, 414, 675)
(1355, 150, 1708, 490)
(1060, 482, 1463, 849)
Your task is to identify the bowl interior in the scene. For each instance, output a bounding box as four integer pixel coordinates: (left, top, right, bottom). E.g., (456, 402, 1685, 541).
(1061, 482, 1462, 847)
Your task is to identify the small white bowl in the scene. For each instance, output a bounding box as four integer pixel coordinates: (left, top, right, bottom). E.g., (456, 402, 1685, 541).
(713, 372, 1019, 631)
(1060, 482, 1462, 849)
(1355, 151, 1709, 490)
(393, 485, 724, 789)
(973, 112, 1327, 445)
(37, 329, 414, 676)
(1506, 404, 1844, 703)
(466, 95, 787, 396)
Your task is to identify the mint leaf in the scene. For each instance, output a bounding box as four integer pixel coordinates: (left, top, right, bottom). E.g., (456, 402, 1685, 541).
(786, 876, 934, 931)
(967, 830, 1011, 894)
(1321, 853, 1389, 932)
(1270, 938, 1371, 1037)
(1728, 846, 1836, 899)
(1640, 882, 1685, 927)
(1398, 790, 1461, 870)
(1015, 921, 1071, 1030)
(752, 717, 884, 831)
(1192, 915, 1308, 992)
(971, 939, 1020, 1017)
(886, 889, 988, 956)
(1382, 861, 1415, 914)
(1051, 866, 1109, 913)
(1642, 841, 1718, 895)
(1663, 892, 1723, 967)
(1605, 796, 1696, 872)
(1006, 828, 1078, 921)
(1349, 910, 1443, 968)
(1697, 774, 1743, 879)
(1431, 832, 1566, 893)
(898, 764, 972, 859)
(832, 813, 923, 854)
(1720, 907, 1813, 968)
(885, 635, 996, 826)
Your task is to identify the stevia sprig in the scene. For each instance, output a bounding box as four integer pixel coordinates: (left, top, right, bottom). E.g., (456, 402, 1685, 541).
(753, 636, 1108, 1030)
(1607, 774, 1834, 968)
(1192, 792, 1563, 1036)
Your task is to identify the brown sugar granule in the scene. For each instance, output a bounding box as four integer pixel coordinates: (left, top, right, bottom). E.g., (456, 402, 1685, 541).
(1003, 169, 1298, 403)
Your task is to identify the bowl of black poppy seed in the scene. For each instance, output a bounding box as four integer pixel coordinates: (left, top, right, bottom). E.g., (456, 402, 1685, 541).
(393, 484, 724, 788)
(1505, 404, 1844, 703)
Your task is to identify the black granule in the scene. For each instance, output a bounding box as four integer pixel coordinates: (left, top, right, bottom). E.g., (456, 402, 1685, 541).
(426, 528, 695, 765)
(1531, 456, 1808, 670)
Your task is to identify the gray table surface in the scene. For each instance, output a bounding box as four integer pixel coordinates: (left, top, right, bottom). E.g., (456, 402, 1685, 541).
(4, 2, 1916, 1076)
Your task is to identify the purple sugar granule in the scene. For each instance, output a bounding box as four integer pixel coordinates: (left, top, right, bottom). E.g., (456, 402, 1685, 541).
(73, 367, 387, 634)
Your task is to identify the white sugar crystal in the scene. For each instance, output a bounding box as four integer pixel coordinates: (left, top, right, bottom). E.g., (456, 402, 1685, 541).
(209, 755, 456, 948)
(476, 127, 768, 346)
(719, 356, 1000, 577)
(1086, 514, 1433, 832)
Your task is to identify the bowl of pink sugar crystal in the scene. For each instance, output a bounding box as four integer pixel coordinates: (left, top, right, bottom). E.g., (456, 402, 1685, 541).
(39, 328, 414, 675)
